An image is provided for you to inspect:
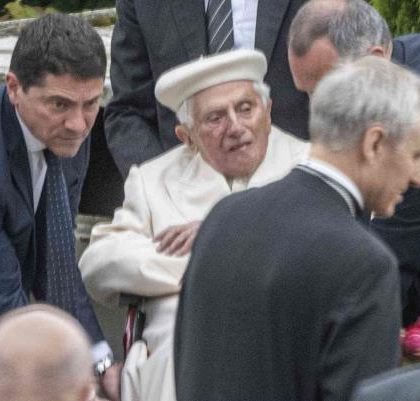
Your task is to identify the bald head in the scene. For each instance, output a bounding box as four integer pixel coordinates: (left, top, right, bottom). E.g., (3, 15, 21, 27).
(0, 305, 94, 401)
(288, 0, 392, 94)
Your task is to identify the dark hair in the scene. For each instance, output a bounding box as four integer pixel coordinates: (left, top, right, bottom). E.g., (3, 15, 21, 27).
(10, 13, 107, 90)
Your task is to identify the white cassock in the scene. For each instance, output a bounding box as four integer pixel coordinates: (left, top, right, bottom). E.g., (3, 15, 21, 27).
(79, 125, 310, 401)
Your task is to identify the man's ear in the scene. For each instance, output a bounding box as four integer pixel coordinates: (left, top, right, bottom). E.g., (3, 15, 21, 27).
(361, 125, 386, 163)
(369, 45, 388, 58)
(175, 124, 193, 146)
(266, 98, 272, 127)
(6, 72, 20, 105)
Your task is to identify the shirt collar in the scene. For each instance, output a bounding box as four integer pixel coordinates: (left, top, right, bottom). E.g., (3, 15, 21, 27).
(16, 110, 46, 153)
(300, 158, 364, 209)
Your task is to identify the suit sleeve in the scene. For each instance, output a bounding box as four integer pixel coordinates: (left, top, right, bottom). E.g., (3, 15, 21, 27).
(0, 165, 28, 311)
(319, 250, 401, 401)
(104, 0, 164, 179)
(79, 164, 188, 306)
(0, 229, 28, 311)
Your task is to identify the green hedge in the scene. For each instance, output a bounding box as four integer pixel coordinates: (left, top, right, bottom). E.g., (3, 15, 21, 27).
(0, 0, 114, 14)
(22, 0, 115, 12)
(368, 0, 420, 36)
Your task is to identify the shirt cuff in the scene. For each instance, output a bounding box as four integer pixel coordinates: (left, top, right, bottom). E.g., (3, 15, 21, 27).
(92, 341, 113, 364)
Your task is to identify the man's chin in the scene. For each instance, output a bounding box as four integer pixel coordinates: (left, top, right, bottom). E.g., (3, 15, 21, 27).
(373, 205, 396, 219)
(48, 146, 81, 159)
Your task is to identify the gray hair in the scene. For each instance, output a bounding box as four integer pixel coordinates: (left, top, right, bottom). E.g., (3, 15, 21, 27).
(176, 81, 271, 128)
(289, 0, 392, 59)
(310, 56, 420, 151)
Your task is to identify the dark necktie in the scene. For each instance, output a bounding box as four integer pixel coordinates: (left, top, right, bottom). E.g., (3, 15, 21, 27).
(42, 149, 78, 316)
(206, 0, 234, 53)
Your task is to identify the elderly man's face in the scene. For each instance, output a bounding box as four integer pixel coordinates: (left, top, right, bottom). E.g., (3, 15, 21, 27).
(365, 124, 420, 217)
(187, 80, 271, 178)
(288, 37, 339, 96)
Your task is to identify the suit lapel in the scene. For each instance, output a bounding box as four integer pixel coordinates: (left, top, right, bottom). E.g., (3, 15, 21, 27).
(171, 0, 208, 59)
(255, 0, 291, 64)
(1, 88, 34, 214)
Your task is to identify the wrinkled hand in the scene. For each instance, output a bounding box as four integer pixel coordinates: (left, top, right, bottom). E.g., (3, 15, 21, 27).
(154, 221, 201, 256)
(98, 363, 123, 401)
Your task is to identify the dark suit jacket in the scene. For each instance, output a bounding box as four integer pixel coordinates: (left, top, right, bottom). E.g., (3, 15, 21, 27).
(104, 0, 309, 179)
(175, 169, 401, 401)
(0, 86, 104, 343)
(371, 34, 420, 326)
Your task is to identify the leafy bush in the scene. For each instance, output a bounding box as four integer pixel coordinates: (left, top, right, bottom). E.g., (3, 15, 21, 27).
(0, 0, 114, 19)
(369, 0, 420, 36)
(22, 0, 114, 13)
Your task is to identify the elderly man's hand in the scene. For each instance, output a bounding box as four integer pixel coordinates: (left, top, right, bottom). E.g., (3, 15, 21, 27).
(154, 221, 201, 256)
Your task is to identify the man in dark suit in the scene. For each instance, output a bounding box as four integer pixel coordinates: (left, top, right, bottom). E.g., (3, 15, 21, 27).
(287, 0, 420, 328)
(0, 14, 119, 399)
(104, 0, 309, 181)
(175, 55, 414, 401)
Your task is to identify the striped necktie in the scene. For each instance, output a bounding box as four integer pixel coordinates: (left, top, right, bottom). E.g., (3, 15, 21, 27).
(206, 0, 234, 53)
(40, 149, 79, 316)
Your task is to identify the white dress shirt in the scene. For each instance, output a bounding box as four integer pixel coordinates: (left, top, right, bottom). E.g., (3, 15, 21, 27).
(17, 112, 46, 211)
(17, 111, 111, 363)
(204, 0, 259, 49)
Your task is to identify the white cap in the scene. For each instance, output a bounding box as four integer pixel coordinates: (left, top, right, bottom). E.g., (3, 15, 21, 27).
(155, 49, 267, 112)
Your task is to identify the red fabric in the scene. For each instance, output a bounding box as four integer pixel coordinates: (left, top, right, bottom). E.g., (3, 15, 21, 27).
(123, 305, 138, 360)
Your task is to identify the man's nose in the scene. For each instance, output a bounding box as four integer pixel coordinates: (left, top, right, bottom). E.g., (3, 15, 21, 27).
(226, 110, 243, 135)
(64, 108, 88, 134)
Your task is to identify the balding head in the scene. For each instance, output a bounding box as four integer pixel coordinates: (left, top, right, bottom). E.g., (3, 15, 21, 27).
(0, 305, 94, 401)
(288, 0, 392, 94)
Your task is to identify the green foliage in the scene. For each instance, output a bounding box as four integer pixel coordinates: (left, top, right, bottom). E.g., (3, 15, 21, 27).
(22, 0, 114, 12)
(370, 0, 420, 36)
(3, 0, 55, 19)
(0, 0, 114, 20)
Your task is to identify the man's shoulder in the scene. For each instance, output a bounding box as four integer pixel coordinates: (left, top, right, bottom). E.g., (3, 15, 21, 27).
(393, 34, 420, 73)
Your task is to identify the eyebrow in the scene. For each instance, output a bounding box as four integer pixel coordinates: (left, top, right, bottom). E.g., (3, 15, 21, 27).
(44, 94, 102, 105)
(204, 94, 256, 113)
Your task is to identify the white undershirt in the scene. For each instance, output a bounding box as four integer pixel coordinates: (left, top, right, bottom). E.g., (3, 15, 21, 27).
(204, 0, 259, 49)
(17, 110, 111, 363)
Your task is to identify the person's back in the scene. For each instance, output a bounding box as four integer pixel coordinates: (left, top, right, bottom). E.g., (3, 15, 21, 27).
(176, 170, 400, 401)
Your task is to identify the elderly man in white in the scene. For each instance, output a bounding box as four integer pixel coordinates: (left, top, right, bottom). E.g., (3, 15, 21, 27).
(79, 49, 309, 401)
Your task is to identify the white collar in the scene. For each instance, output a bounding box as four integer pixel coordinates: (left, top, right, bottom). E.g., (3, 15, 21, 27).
(16, 111, 46, 153)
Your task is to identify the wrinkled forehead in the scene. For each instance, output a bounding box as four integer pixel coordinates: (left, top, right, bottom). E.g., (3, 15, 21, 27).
(191, 80, 262, 114)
